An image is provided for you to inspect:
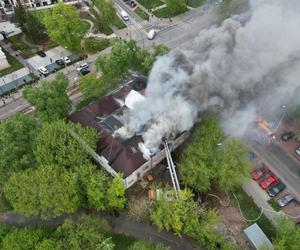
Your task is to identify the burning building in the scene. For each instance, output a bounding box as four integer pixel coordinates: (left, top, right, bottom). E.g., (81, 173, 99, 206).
(69, 77, 189, 188)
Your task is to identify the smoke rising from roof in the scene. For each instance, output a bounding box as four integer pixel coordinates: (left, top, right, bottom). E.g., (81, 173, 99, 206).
(118, 0, 300, 150)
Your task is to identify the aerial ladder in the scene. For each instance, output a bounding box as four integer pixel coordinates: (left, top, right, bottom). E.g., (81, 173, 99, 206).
(162, 138, 181, 198)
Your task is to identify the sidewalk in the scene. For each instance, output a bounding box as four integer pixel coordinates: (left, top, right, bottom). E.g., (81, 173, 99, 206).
(242, 180, 282, 226)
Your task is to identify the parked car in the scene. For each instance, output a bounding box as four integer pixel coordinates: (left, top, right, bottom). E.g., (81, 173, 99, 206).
(55, 59, 65, 66)
(38, 66, 49, 76)
(79, 68, 90, 75)
(76, 63, 89, 72)
(281, 131, 295, 141)
(37, 50, 46, 57)
(62, 56, 71, 64)
(259, 175, 277, 190)
(251, 164, 269, 180)
(248, 151, 256, 160)
(277, 194, 294, 207)
(267, 182, 286, 197)
(130, 1, 137, 8)
(295, 147, 300, 156)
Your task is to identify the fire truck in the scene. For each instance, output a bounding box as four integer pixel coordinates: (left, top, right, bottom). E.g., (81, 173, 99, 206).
(255, 116, 276, 143)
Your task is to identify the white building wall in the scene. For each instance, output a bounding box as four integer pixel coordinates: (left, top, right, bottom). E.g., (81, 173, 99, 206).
(124, 132, 190, 188)
(0, 0, 79, 16)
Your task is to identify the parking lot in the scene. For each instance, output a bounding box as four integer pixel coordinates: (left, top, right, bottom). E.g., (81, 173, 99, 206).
(249, 151, 300, 224)
(26, 46, 70, 70)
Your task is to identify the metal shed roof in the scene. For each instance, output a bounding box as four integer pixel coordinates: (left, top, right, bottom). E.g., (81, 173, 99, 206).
(243, 223, 273, 250)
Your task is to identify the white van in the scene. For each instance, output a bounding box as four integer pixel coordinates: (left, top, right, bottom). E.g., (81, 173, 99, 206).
(120, 10, 129, 21)
(147, 29, 156, 40)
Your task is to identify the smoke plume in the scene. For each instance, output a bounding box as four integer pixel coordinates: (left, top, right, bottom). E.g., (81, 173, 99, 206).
(119, 0, 300, 151)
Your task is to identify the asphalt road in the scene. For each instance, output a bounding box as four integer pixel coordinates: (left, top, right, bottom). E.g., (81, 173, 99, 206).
(0, 5, 217, 120)
(249, 140, 300, 201)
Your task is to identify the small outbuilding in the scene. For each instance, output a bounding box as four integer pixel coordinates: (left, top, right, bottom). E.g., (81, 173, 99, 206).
(243, 223, 273, 250)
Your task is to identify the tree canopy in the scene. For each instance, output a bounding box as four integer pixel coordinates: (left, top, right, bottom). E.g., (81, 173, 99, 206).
(76, 165, 126, 211)
(23, 72, 71, 122)
(12, 5, 47, 43)
(34, 120, 99, 169)
(96, 40, 170, 82)
(178, 114, 250, 192)
(273, 217, 300, 250)
(4, 165, 81, 219)
(0, 215, 114, 250)
(43, 2, 86, 51)
(150, 188, 231, 249)
(79, 73, 106, 100)
(57, 215, 113, 250)
(0, 114, 38, 183)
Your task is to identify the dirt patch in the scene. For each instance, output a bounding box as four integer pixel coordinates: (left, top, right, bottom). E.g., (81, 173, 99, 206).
(214, 193, 250, 249)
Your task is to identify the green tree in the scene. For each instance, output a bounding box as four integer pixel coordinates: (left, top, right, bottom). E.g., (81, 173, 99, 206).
(11, 4, 27, 33)
(216, 137, 251, 190)
(2, 228, 46, 250)
(43, 2, 86, 51)
(150, 188, 219, 235)
(0, 114, 38, 183)
(35, 238, 62, 250)
(179, 114, 250, 192)
(34, 120, 99, 169)
(24, 11, 48, 43)
(23, 72, 71, 122)
(165, 0, 186, 15)
(178, 114, 223, 192)
(86, 169, 110, 210)
(107, 174, 126, 209)
(4, 165, 81, 219)
(57, 215, 113, 250)
(79, 73, 106, 99)
(12, 5, 47, 43)
(274, 217, 300, 250)
(96, 40, 169, 82)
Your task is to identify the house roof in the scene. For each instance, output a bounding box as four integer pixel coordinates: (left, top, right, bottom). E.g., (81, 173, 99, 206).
(69, 79, 148, 178)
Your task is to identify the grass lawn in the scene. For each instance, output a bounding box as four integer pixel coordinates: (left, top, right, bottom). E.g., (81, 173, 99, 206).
(8, 34, 38, 58)
(0, 50, 23, 77)
(267, 198, 281, 212)
(136, 0, 164, 9)
(231, 188, 277, 240)
(134, 7, 149, 20)
(153, 7, 188, 18)
(187, 0, 205, 7)
(112, 16, 127, 29)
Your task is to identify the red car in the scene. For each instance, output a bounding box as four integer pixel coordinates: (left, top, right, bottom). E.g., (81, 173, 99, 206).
(259, 175, 277, 190)
(251, 165, 269, 180)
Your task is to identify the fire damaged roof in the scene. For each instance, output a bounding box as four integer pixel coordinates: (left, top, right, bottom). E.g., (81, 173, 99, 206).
(69, 78, 148, 178)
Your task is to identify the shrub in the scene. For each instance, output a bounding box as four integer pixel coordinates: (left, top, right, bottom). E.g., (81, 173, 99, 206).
(84, 37, 110, 53)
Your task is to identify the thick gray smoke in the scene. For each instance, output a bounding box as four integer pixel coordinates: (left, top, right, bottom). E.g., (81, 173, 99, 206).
(118, 0, 300, 151)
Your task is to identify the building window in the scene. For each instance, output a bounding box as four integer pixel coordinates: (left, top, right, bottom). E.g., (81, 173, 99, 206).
(36, 2, 40, 6)
(43, 1, 48, 5)
(4, 0, 10, 5)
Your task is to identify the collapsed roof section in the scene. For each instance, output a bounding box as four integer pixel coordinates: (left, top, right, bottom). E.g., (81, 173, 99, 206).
(69, 78, 149, 178)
